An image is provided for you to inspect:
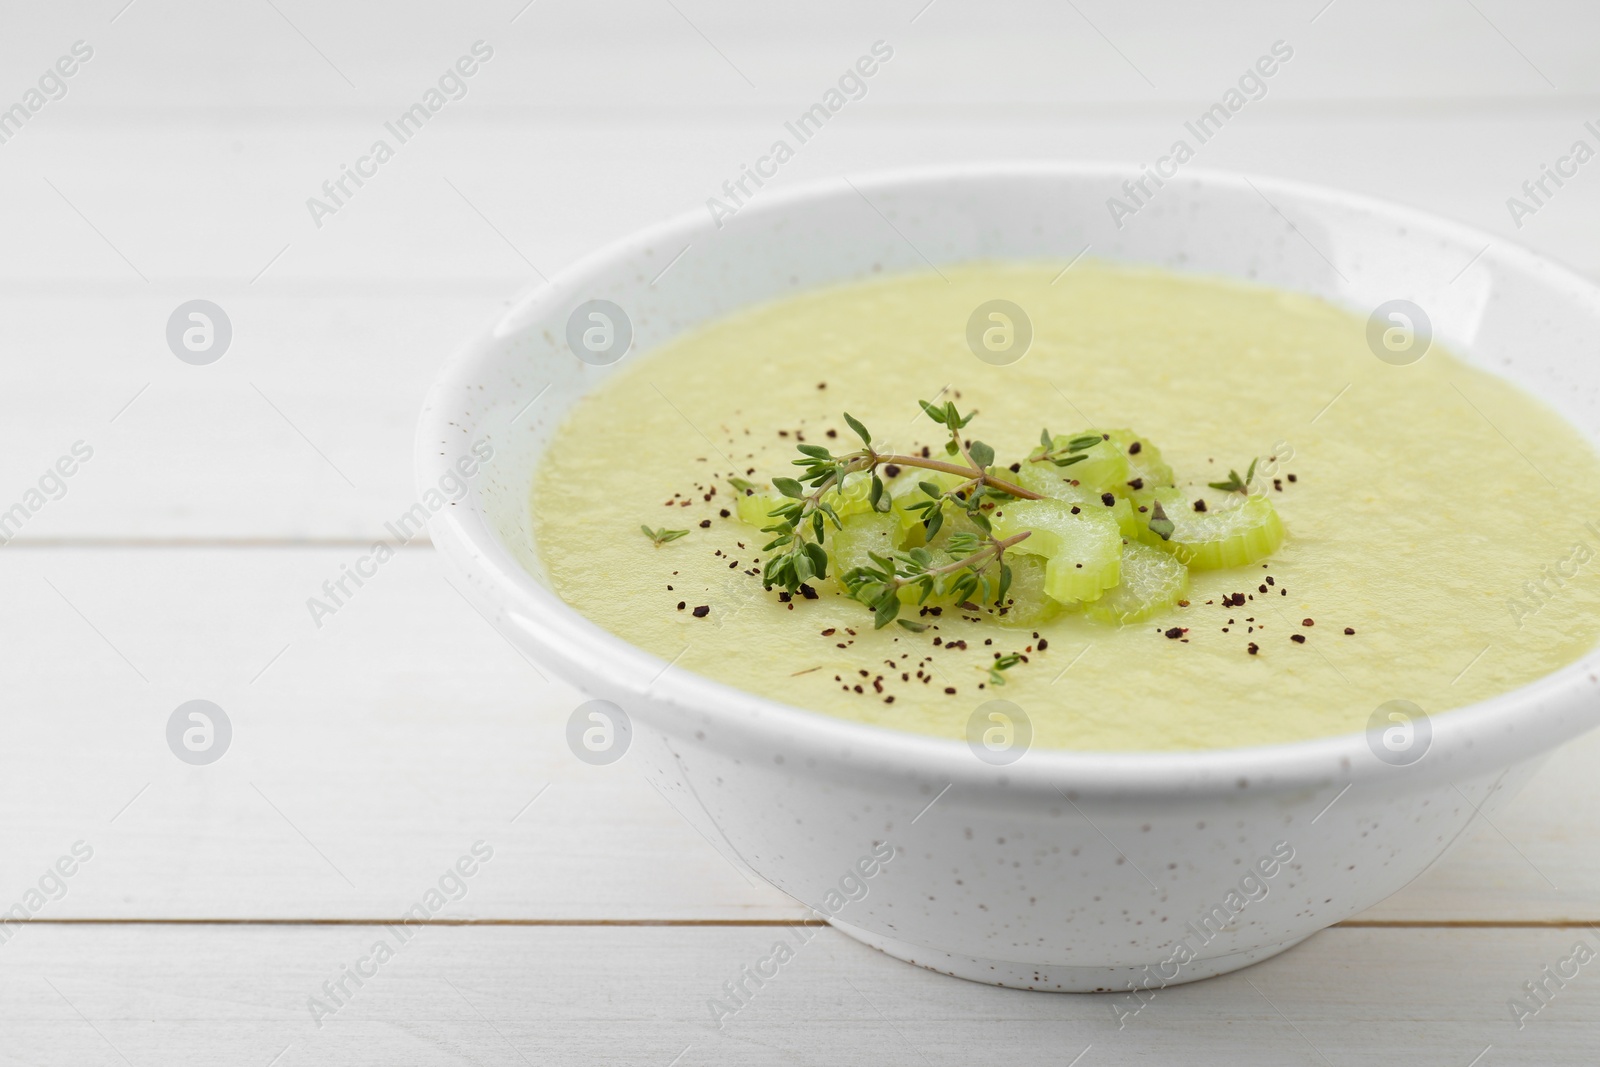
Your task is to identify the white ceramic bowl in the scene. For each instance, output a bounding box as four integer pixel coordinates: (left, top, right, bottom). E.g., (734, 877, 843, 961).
(417, 164, 1600, 992)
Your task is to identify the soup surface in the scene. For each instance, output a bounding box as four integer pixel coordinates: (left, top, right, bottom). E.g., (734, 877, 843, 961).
(532, 262, 1600, 750)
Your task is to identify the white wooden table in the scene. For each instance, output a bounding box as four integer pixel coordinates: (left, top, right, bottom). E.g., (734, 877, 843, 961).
(3, 1, 1597, 1062)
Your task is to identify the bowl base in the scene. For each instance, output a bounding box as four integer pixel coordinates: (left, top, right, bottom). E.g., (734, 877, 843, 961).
(827, 918, 1318, 992)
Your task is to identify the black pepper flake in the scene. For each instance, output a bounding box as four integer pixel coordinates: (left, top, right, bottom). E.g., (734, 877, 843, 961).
(821, 628, 836, 636)
(1163, 627, 1185, 639)
(692, 605, 710, 618)
(1265, 576, 1275, 586)
(1247, 642, 1259, 655)
(884, 464, 902, 478)
(798, 584, 819, 600)
(1290, 634, 1306, 644)
(1128, 441, 1142, 454)
(1101, 492, 1116, 506)
(1128, 477, 1144, 490)
(1008, 462, 1021, 473)
(920, 445, 931, 458)
(1259, 584, 1268, 594)
(1037, 638, 1049, 650)
(719, 509, 730, 518)
(699, 520, 711, 528)
(1070, 506, 1081, 515)
(1302, 618, 1314, 627)
(1344, 627, 1355, 635)
(1288, 473, 1298, 483)
(944, 687, 957, 695)
(676, 602, 685, 610)
(778, 592, 792, 603)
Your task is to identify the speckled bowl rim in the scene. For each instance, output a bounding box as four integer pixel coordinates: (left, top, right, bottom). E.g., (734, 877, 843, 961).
(419, 161, 1600, 800)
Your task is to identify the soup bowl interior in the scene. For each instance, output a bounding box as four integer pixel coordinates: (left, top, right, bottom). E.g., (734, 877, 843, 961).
(418, 163, 1600, 990)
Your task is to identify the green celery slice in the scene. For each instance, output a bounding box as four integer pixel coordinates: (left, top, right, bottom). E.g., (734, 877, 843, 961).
(1134, 487, 1285, 570)
(1083, 540, 1190, 624)
(736, 471, 876, 530)
(1011, 462, 1141, 539)
(1038, 432, 1129, 492)
(995, 552, 1063, 627)
(828, 511, 902, 595)
(1103, 429, 1176, 489)
(991, 498, 1122, 604)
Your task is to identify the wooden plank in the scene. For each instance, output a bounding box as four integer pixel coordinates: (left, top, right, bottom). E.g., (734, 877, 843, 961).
(3, 112, 1600, 540)
(0, 923, 1592, 1064)
(2, 546, 1596, 923)
(6, 0, 1599, 115)
(0, 293, 504, 542)
(0, 110, 1597, 292)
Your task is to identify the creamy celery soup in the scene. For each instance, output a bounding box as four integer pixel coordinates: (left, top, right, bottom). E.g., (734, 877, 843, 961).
(531, 262, 1600, 751)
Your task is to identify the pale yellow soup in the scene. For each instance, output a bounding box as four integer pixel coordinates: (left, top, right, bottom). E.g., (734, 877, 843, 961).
(532, 262, 1600, 751)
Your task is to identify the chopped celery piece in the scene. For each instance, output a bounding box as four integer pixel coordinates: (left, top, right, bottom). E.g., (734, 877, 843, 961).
(736, 489, 787, 528)
(890, 470, 966, 545)
(1012, 462, 1141, 539)
(1135, 487, 1286, 570)
(828, 511, 901, 595)
(1083, 540, 1190, 624)
(991, 498, 1122, 604)
(1103, 429, 1176, 489)
(831, 511, 968, 609)
(996, 553, 1063, 627)
(736, 471, 876, 530)
(1038, 432, 1128, 492)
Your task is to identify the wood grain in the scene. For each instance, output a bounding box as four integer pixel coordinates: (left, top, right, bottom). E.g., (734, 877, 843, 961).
(1, 923, 1594, 1065)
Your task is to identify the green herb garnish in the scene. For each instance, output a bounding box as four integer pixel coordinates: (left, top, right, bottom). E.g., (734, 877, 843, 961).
(757, 400, 1040, 628)
(1147, 498, 1175, 541)
(1030, 429, 1101, 467)
(988, 653, 1023, 687)
(1208, 458, 1259, 495)
(640, 525, 689, 547)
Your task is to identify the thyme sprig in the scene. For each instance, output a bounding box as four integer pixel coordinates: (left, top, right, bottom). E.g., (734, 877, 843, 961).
(841, 529, 1029, 630)
(1208, 458, 1259, 495)
(1029, 429, 1102, 467)
(987, 652, 1023, 687)
(758, 400, 1041, 626)
(640, 525, 689, 547)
